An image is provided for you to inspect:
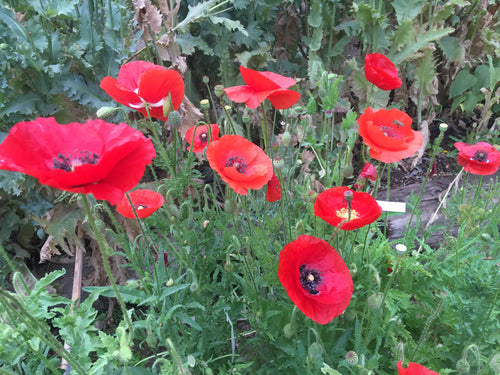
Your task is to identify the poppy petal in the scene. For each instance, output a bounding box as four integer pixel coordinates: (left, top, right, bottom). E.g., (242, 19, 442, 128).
(267, 89, 301, 109)
(137, 68, 185, 109)
(116, 189, 164, 219)
(240, 66, 281, 91)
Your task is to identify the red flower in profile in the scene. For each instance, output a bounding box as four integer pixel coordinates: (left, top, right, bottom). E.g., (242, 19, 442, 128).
(454, 141, 500, 175)
(100, 61, 185, 121)
(206, 135, 273, 195)
(185, 123, 220, 153)
(266, 172, 281, 202)
(278, 235, 353, 325)
(364, 53, 402, 90)
(358, 107, 423, 163)
(116, 189, 164, 219)
(0, 117, 155, 205)
(354, 162, 377, 189)
(397, 361, 439, 375)
(224, 66, 300, 109)
(314, 186, 382, 230)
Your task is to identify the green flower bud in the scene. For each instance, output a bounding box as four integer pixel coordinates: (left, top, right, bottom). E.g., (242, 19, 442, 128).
(224, 199, 237, 214)
(125, 279, 141, 289)
(168, 110, 182, 128)
(367, 292, 383, 310)
(342, 165, 354, 178)
(308, 342, 323, 358)
(0, 43, 8, 50)
(283, 323, 295, 338)
(281, 131, 291, 146)
(202, 75, 209, 84)
(489, 353, 500, 373)
(224, 261, 234, 273)
(481, 233, 493, 242)
(456, 359, 470, 374)
(96, 106, 120, 119)
(166, 278, 174, 287)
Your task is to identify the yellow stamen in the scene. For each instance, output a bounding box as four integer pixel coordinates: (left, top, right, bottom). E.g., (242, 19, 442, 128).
(336, 207, 360, 221)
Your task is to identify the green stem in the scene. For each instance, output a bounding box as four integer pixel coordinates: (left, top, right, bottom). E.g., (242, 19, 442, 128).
(80, 195, 134, 334)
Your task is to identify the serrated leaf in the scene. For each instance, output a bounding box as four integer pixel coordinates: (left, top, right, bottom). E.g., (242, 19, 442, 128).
(32, 269, 66, 296)
(0, 6, 31, 45)
(308, 0, 322, 28)
(209, 15, 248, 36)
(392, 27, 454, 64)
(174, 0, 218, 34)
(0, 94, 45, 117)
(310, 25, 323, 52)
(438, 36, 464, 62)
(83, 285, 148, 304)
(414, 50, 436, 93)
(62, 73, 111, 109)
(392, 0, 426, 23)
(449, 70, 477, 98)
(393, 20, 413, 47)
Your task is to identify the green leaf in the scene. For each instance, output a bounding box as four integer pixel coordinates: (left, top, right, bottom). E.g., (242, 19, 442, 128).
(32, 269, 66, 296)
(393, 20, 413, 47)
(174, 0, 218, 33)
(449, 70, 477, 98)
(414, 50, 436, 93)
(392, 0, 426, 23)
(308, 0, 322, 28)
(392, 27, 454, 64)
(83, 285, 148, 304)
(209, 15, 248, 36)
(438, 36, 464, 62)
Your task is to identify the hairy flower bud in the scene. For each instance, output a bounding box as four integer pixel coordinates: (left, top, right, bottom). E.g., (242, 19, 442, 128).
(168, 110, 182, 128)
(456, 359, 470, 374)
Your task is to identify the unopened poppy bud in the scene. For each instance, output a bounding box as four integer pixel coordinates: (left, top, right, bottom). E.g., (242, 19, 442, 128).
(96, 106, 120, 119)
(168, 110, 182, 128)
(169, 215, 176, 224)
(200, 99, 210, 111)
(224, 261, 234, 273)
(125, 279, 141, 289)
(242, 112, 251, 124)
(202, 75, 209, 84)
(273, 157, 285, 170)
(395, 243, 407, 256)
(0, 43, 8, 49)
(282, 131, 291, 146)
(146, 333, 158, 348)
(349, 263, 357, 278)
(163, 99, 172, 118)
(166, 278, 174, 287)
(214, 84, 225, 97)
(224, 199, 237, 214)
(367, 292, 383, 310)
(481, 233, 493, 242)
(439, 123, 448, 132)
(308, 342, 323, 358)
(325, 110, 333, 119)
(345, 351, 358, 365)
(283, 323, 294, 338)
(342, 165, 354, 177)
(166, 204, 179, 217)
(490, 354, 500, 373)
(456, 359, 470, 374)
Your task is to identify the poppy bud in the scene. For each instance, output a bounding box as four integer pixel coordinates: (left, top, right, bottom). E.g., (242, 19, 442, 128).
(166, 278, 174, 287)
(283, 323, 295, 338)
(96, 106, 120, 119)
(308, 342, 323, 358)
(0, 43, 8, 49)
(166, 204, 179, 217)
(345, 351, 358, 365)
(282, 131, 291, 146)
(169, 215, 176, 224)
(202, 75, 209, 84)
(168, 110, 182, 128)
(125, 279, 141, 289)
(327, 73, 336, 80)
(224, 261, 234, 273)
(456, 359, 470, 374)
(214, 84, 225, 98)
(490, 354, 500, 373)
(200, 99, 210, 111)
(242, 112, 251, 124)
(224, 199, 237, 214)
(342, 165, 354, 177)
(163, 99, 172, 118)
(146, 333, 158, 348)
(325, 110, 333, 119)
(481, 233, 493, 242)
(367, 292, 383, 310)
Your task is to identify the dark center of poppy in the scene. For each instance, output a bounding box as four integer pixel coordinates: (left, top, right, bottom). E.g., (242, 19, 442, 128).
(299, 264, 322, 295)
(199, 132, 208, 142)
(472, 150, 489, 163)
(225, 156, 247, 173)
(380, 125, 397, 138)
(52, 150, 100, 172)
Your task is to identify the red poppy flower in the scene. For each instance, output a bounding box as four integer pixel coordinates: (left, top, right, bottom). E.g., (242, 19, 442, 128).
(364, 53, 402, 90)
(224, 66, 300, 109)
(266, 172, 281, 202)
(358, 107, 423, 163)
(100, 61, 185, 121)
(454, 141, 500, 175)
(278, 235, 353, 325)
(0, 117, 155, 205)
(206, 134, 273, 195)
(314, 186, 382, 230)
(354, 162, 377, 189)
(397, 361, 439, 375)
(116, 189, 164, 218)
(185, 123, 220, 153)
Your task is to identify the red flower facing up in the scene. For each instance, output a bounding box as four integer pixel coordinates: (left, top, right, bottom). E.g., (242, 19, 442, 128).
(0, 117, 155, 205)
(278, 235, 353, 325)
(397, 361, 439, 375)
(358, 107, 423, 163)
(266, 171, 281, 202)
(354, 162, 377, 190)
(364, 53, 402, 90)
(314, 186, 382, 231)
(454, 141, 500, 175)
(206, 134, 273, 195)
(224, 66, 300, 109)
(116, 189, 164, 219)
(185, 123, 220, 153)
(100, 61, 185, 121)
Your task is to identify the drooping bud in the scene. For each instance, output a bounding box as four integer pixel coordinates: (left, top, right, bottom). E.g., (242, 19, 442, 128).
(282, 131, 291, 146)
(308, 342, 323, 358)
(168, 110, 182, 128)
(367, 292, 383, 310)
(456, 359, 470, 374)
(283, 323, 295, 338)
(96, 106, 120, 119)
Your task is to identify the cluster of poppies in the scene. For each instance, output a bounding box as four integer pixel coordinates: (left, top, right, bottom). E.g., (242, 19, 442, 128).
(1, 55, 498, 375)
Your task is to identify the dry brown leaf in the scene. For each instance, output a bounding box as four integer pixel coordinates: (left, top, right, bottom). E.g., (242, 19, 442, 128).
(39, 235, 61, 263)
(174, 96, 203, 137)
(132, 0, 163, 40)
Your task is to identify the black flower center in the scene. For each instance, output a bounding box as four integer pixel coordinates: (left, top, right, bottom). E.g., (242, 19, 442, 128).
(299, 264, 322, 295)
(52, 150, 100, 172)
(380, 125, 397, 138)
(225, 156, 247, 174)
(472, 150, 489, 163)
(199, 132, 208, 142)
